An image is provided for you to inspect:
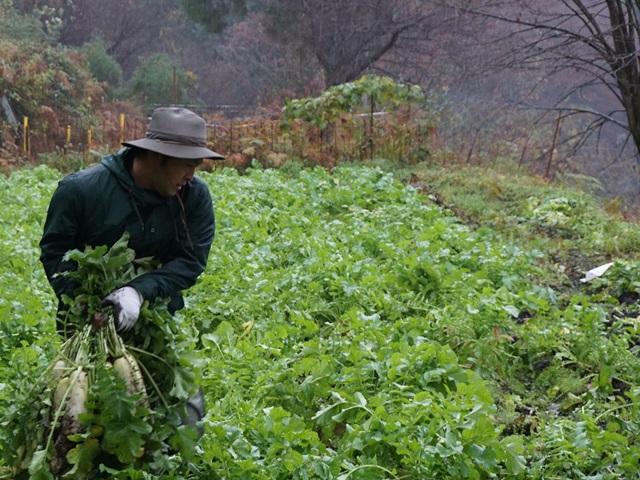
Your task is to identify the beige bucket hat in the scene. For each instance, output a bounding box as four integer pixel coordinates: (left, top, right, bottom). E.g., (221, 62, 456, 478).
(123, 107, 224, 160)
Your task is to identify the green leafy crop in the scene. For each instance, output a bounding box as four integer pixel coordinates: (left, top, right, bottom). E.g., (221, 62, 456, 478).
(1, 164, 640, 479)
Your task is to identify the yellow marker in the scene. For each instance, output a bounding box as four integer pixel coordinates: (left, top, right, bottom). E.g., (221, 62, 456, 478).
(23, 116, 28, 152)
(66, 125, 71, 145)
(120, 113, 125, 144)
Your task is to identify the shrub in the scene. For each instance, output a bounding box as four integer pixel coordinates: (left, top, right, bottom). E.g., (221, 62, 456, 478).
(81, 39, 123, 90)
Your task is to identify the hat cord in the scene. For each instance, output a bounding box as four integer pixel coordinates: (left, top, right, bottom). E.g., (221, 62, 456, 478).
(174, 191, 195, 251)
(128, 185, 145, 232)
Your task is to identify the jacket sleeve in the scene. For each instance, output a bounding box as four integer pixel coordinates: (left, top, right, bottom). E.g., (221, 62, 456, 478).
(127, 180, 215, 302)
(39, 176, 83, 300)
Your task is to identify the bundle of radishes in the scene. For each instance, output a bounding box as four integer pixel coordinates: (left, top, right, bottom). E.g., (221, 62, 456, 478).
(7, 233, 203, 479)
(47, 316, 150, 474)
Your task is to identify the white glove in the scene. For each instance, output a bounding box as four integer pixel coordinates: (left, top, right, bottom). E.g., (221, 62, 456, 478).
(101, 286, 143, 332)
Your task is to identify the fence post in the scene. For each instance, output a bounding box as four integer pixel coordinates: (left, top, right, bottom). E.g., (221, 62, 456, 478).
(466, 128, 480, 164)
(518, 137, 529, 169)
(369, 99, 375, 161)
(23, 116, 28, 153)
(120, 113, 125, 145)
(545, 111, 562, 179)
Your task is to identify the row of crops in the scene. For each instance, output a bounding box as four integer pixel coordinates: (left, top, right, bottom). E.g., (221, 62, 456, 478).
(1, 164, 639, 478)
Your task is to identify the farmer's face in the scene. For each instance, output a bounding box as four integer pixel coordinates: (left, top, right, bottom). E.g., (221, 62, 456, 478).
(152, 156, 201, 197)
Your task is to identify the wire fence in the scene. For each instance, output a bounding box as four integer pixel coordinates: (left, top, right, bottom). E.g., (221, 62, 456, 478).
(430, 93, 640, 207)
(0, 106, 435, 170)
(2, 94, 638, 208)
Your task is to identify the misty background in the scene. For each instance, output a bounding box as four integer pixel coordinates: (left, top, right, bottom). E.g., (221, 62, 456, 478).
(2, 0, 639, 210)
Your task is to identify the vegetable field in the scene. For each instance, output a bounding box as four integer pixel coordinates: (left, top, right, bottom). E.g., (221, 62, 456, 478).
(1, 164, 640, 479)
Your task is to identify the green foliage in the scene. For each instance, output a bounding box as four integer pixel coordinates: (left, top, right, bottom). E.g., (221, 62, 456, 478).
(179, 0, 250, 33)
(37, 148, 100, 174)
(130, 54, 199, 112)
(588, 259, 640, 300)
(0, 6, 51, 43)
(80, 39, 123, 90)
(412, 164, 640, 259)
(281, 75, 425, 131)
(2, 164, 640, 478)
(0, 38, 105, 132)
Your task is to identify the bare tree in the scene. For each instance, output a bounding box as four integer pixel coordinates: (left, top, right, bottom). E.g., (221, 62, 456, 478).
(375, 4, 504, 91)
(14, 0, 182, 75)
(212, 13, 322, 104)
(461, 0, 640, 163)
(279, 0, 434, 87)
(181, 0, 436, 88)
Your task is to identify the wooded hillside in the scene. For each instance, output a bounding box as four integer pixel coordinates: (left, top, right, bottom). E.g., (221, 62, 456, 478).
(1, 0, 640, 210)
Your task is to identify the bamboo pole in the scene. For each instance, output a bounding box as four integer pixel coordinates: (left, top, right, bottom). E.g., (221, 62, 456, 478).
(119, 113, 125, 145)
(23, 116, 28, 153)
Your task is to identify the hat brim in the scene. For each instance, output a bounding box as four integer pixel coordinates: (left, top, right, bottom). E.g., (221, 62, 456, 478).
(123, 138, 225, 160)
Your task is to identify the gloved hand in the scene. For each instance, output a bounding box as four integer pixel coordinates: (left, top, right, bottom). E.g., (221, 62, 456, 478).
(101, 286, 143, 332)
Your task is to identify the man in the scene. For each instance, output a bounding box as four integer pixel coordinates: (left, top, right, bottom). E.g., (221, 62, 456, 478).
(39, 106, 223, 435)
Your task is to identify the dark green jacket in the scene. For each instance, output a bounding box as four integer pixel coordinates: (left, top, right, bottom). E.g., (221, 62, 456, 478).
(39, 149, 215, 313)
